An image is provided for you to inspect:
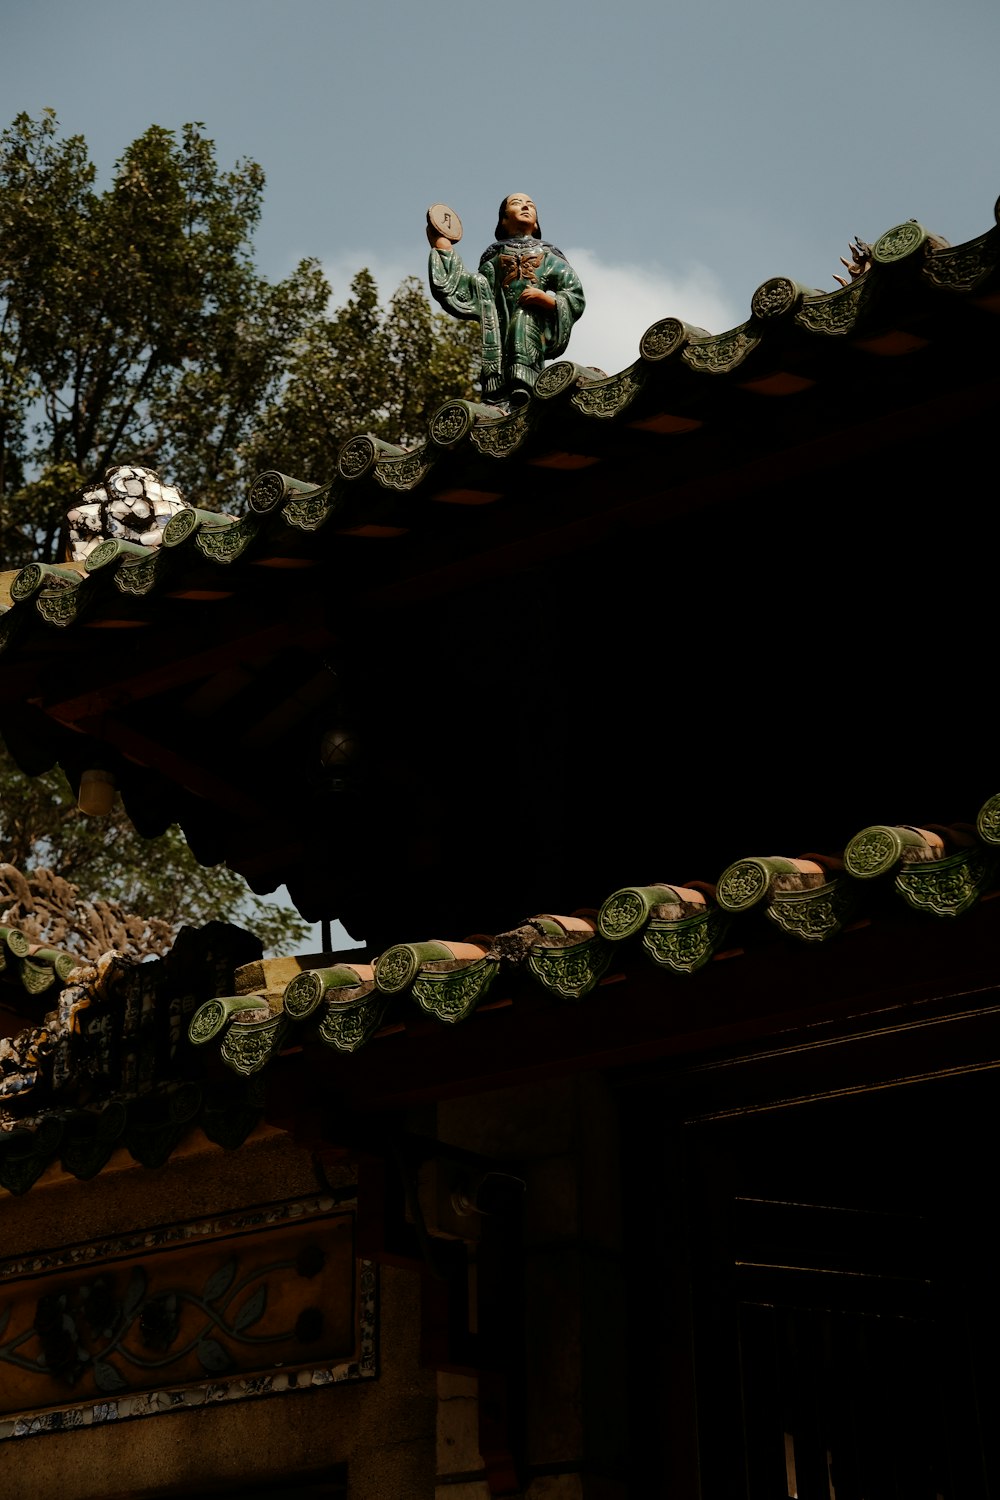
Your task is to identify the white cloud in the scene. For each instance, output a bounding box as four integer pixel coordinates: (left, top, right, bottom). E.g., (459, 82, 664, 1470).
(320, 250, 416, 309)
(562, 248, 743, 377)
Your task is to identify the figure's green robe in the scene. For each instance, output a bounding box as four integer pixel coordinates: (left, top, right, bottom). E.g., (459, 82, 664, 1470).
(429, 235, 585, 399)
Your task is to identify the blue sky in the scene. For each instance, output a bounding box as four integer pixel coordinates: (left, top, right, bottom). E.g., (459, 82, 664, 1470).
(4, 0, 1000, 377)
(4, 0, 999, 947)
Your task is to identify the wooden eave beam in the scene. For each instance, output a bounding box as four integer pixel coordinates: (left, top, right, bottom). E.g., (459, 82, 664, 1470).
(36, 616, 336, 726)
(263, 902, 1000, 1117)
(89, 719, 267, 820)
(359, 375, 1000, 613)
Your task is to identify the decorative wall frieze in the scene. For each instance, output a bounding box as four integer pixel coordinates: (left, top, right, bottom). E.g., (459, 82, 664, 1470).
(895, 848, 994, 918)
(374, 447, 435, 492)
(113, 552, 165, 597)
(218, 1013, 288, 1077)
(796, 276, 872, 336)
(283, 964, 387, 1053)
(922, 232, 999, 294)
(0, 1199, 374, 1439)
(470, 408, 534, 458)
(35, 583, 89, 628)
(526, 935, 613, 1000)
(317, 992, 390, 1053)
(194, 512, 264, 564)
(283, 486, 340, 531)
(411, 957, 500, 1024)
(17, 957, 60, 996)
(570, 365, 645, 419)
(682, 327, 761, 374)
(642, 908, 728, 975)
(767, 879, 855, 942)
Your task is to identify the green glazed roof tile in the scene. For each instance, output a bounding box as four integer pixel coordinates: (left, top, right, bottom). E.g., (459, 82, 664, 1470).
(0, 796, 996, 1177)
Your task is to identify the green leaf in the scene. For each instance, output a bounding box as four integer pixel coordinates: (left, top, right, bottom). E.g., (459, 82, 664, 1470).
(196, 1337, 233, 1373)
(202, 1257, 237, 1303)
(93, 1358, 128, 1393)
(232, 1284, 267, 1332)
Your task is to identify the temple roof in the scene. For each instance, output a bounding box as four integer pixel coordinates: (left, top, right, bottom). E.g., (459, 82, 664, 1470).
(0, 791, 996, 1192)
(0, 202, 998, 931)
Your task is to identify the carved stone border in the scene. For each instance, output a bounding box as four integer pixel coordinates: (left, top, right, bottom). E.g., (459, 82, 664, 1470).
(0, 1194, 376, 1442)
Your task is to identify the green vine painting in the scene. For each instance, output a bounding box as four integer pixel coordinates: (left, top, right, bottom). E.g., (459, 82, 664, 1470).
(0, 1228, 342, 1402)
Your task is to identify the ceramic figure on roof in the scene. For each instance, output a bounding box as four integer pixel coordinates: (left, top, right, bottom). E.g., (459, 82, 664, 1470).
(427, 194, 585, 405)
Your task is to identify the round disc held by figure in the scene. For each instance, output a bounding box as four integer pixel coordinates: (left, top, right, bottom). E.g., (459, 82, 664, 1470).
(427, 203, 463, 244)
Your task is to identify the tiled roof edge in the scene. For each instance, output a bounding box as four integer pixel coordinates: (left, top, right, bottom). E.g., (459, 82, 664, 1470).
(188, 795, 1000, 1076)
(1, 209, 998, 641)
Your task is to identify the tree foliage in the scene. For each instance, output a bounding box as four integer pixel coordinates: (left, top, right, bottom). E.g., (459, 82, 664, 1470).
(246, 268, 480, 481)
(0, 108, 330, 563)
(0, 757, 311, 956)
(0, 110, 479, 956)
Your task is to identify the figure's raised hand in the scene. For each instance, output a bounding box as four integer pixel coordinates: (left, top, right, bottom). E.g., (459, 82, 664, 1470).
(426, 204, 463, 249)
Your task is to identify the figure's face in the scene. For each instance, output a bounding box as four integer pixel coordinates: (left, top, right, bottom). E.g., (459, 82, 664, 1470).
(502, 193, 538, 236)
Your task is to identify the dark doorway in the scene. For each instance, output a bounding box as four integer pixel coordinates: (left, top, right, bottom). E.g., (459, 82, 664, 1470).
(623, 1066, 999, 1498)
